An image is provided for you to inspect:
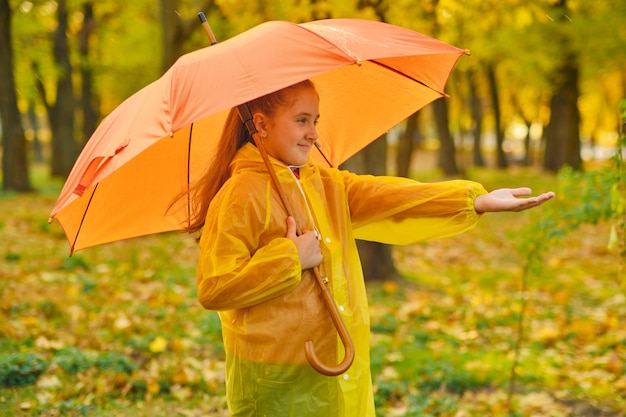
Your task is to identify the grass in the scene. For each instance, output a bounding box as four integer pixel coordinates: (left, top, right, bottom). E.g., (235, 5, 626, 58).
(0, 163, 624, 416)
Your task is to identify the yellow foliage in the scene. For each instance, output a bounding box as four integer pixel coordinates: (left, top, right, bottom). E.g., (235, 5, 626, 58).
(382, 280, 399, 294)
(535, 325, 560, 345)
(172, 370, 189, 385)
(149, 336, 168, 353)
(566, 318, 598, 343)
(147, 379, 161, 394)
(19, 316, 40, 327)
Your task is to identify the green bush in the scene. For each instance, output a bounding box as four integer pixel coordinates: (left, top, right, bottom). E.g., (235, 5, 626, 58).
(54, 347, 94, 374)
(0, 352, 49, 387)
(53, 348, 137, 375)
(94, 351, 137, 374)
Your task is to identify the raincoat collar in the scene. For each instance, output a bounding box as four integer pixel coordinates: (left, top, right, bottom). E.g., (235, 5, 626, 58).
(229, 142, 321, 237)
(230, 143, 316, 177)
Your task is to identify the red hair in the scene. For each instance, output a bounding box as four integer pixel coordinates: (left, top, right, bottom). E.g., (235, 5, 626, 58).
(183, 79, 317, 235)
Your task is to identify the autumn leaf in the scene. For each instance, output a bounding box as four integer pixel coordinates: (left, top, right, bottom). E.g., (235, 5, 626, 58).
(149, 336, 168, 353)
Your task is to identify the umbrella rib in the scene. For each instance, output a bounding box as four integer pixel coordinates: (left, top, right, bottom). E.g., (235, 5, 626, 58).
(187, 123, 193, 228)
(370, 59, 444, 96)
(296, 23, 357, 63)
(71, 183, 98, 255)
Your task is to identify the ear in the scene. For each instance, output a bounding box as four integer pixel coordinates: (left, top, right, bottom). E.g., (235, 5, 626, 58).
(252, 112, 268, 137)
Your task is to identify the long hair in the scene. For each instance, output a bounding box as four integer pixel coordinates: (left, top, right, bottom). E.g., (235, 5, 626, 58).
(184, 79, 317, 235)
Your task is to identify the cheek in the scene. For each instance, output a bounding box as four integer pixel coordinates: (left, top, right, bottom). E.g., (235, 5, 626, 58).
(264, 131, 291, 157)
(272, 128, 293, 147)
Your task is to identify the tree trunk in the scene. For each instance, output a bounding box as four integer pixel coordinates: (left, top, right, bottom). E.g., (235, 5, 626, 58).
(396, 112, 419, 178)
(486, 64, 508, 169)
(160, 0, 183, 73)
(0, 0, 32, 191)
(160, 0, 214, 73)
(49, 0, 77, 178)
(468, 69, 485, 167)
(341, 136, 398, 282)
(543, 54, 581, 172)
(28, 100, 44, 163)
(79, 2, 98, 144)
(542, 0, 582, 172)
(510, 93, 535, 167)
(348, 0, 398, 282)
(432, 98, 459, 176)
(522, 119, 532, 166)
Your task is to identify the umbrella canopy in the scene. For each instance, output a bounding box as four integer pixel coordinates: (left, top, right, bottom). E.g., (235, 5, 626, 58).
(50, 18, 467, 253)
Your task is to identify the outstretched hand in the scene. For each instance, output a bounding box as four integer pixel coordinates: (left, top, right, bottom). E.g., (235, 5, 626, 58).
(474, 188, 556, 213)
(286, 216, 323, 270)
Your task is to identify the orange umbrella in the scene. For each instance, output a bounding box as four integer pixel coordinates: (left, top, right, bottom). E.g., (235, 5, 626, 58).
(49, 18, 467, 253)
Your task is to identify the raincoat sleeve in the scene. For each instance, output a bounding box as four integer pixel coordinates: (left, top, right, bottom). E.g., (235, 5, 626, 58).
(342, 172, 488, 245)
(196, 177, 302, 311)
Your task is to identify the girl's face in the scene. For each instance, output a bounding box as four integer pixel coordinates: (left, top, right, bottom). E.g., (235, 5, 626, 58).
(257, 88, 320, 167)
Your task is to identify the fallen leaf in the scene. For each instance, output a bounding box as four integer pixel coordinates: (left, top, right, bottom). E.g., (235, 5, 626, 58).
(149, 336, 168, 353)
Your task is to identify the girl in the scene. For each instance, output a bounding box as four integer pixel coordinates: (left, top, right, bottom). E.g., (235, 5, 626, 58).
(189, 80, 554, 416)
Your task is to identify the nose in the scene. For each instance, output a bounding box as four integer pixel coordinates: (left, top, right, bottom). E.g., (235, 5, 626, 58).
(307, 123, 318, 141)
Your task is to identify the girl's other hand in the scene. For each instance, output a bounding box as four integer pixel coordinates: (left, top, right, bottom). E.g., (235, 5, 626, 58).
(474, 188, 556, 213)
(286, 216, 323, 270)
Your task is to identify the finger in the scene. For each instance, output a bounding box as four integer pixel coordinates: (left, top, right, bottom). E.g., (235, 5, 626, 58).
(510, 187, 532, 197)
(514, 192, 555, 211)
(285, 216, 297, 239)
(536, 192, 556, 205)
(301, 228, 321, 241)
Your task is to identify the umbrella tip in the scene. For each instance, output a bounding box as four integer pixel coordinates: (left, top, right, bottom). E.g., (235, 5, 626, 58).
(464, 49, 471, 56)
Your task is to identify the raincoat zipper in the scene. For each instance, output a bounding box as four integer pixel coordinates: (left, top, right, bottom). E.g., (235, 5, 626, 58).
(288, 165, 321, 240)
(288, 165, 328, 282)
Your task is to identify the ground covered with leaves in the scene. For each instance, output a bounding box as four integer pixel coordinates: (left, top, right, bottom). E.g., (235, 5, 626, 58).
(0, 167, 624, 416)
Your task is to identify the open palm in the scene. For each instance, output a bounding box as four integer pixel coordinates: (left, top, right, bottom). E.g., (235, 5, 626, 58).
(474, 188, 556, 213)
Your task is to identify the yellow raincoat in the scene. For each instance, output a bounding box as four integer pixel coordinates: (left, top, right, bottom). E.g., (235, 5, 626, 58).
(197, 143, 487, 416)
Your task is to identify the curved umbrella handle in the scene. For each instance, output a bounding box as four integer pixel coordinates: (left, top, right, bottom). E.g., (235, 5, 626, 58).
(304, 266, 356, 376)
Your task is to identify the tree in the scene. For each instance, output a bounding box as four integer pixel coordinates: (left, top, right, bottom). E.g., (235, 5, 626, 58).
(0, 0, 32, 191)
(341, 138, 399, 282)
(432, 97, 460, 175)
(78, 2, 99, 143)
(386, 0, 470, 174)
(450, 0, 526, 171)
(542, 0, 582, 172)
(544, 51, 581, 171)
(396, 112, 420, 178)
(486, 64, 508, 169)
(426, 0, 461, 175)
(467, 69, 486, 167)
(159, 0, 219, 72)
(40, 0, 77, 178)
(454, 0, 625, 172)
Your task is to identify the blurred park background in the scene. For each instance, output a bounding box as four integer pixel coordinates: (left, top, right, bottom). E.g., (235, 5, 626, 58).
(1, 0, 625, 416)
